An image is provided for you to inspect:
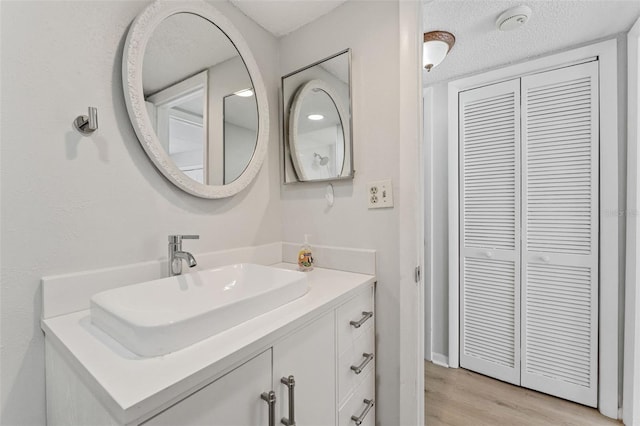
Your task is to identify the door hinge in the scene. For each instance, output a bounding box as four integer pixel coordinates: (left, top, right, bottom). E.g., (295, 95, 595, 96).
(414, 266, 421, 283)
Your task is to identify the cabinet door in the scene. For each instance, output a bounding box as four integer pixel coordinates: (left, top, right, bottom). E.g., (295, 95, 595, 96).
(273, 312, 336, 426)
(144, 349, 272, 426)
(521, 61, 599, 407)
(459, 79, 522, 385)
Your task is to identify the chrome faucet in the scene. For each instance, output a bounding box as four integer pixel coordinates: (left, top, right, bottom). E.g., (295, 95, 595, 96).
(168, 235, 199, 276)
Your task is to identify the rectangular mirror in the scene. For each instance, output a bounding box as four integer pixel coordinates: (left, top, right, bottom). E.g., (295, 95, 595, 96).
(281, 49, 353, 183)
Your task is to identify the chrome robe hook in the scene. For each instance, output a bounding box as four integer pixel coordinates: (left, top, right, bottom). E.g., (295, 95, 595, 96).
(74, 107, 98, 134)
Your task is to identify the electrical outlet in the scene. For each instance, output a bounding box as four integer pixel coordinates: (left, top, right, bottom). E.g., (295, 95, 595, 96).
(367, 179, 394, 209)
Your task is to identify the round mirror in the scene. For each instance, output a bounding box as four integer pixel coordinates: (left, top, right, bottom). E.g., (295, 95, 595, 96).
(123, 1, 268, 198)
(289, 80, 348, 181)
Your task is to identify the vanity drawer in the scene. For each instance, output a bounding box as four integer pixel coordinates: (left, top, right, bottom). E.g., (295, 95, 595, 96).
(338, 369, 375, 426)
(337, 284, 374, 353)
(338, 323, 374, 405)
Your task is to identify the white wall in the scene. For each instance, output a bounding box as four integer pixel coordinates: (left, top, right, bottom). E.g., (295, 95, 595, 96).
(0, 1, 282, 424)
(427, 83, 450, 359)
(279, 2, 402, 424)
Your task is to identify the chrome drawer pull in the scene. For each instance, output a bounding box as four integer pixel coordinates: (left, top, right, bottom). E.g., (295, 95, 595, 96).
(351, 399, 374, 425)
(350, 353, 374, 375)
(350, 311, 373, 328)
(261, 391, 276, 426)
(280, 375, 296, 426)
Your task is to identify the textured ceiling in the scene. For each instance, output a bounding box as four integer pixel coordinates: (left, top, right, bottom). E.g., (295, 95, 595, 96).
(143, 13, 239, 94)
(229, 0, 349, 37)
(423, 0, 640, 85)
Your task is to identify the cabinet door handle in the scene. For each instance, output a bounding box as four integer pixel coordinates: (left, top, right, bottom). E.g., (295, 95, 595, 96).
(350, 353, 374, 375)
(351, 399, 374, 425)
(261, 391, 276, 426)
(280, 375, 296, 426)
(350, 311, 373, 328)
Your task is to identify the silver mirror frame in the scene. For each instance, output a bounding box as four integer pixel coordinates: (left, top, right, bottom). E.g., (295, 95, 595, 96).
(123, 0, 269, 199)
(288, 79, 350, 181)
(281, 49, 354, 184)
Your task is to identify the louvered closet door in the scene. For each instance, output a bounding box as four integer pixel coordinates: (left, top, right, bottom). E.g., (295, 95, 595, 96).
(521, 61, 599, 407)
(459, 79, 521, 385)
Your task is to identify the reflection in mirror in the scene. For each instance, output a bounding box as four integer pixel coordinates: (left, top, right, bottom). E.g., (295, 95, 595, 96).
(223, 92, 258, 183)
(282, 49, 353, 183)
(289, 83, 345, 181)
(142, 12, 258, 186)
(146, 71, 207, 183)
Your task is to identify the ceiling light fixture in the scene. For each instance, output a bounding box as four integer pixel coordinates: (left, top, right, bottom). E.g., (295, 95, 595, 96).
(234, 88, 254, 97)
(308, 114, 324, 121)
(423, 30, 455, 72)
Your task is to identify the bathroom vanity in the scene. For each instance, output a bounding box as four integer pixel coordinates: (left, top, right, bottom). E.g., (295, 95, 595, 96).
(42, 263, 375, 426)
(34, 0, 377, 421)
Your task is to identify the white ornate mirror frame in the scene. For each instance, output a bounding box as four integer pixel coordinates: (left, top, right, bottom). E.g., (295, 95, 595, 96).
(122, 0, 269, 199)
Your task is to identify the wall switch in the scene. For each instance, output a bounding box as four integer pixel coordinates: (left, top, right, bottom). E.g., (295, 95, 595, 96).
(367, 179, 394, 209)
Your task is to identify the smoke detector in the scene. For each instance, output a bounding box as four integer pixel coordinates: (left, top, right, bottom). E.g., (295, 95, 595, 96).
(496, 5, 532, 31)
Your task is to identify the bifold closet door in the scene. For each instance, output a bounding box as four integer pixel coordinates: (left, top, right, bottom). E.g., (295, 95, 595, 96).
(459, 79, 521, 385)
(521, 61, 599, 407)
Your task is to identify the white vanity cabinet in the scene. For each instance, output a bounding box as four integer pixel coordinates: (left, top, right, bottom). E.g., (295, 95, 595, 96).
(145, 311, 337, 426)
(337, 283, 376, 426)
(43, 267, 375, 426)
(273, 311, 336, 426)
(144, 349, 272, 425)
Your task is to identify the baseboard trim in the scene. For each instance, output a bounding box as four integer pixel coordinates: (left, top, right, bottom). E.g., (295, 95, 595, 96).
(431, 353, 449, 368)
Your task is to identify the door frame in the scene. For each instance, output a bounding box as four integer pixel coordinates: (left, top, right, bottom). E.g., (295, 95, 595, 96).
(424, 86, 434, 362)
(623, 17, 640, 426)
(398, 1, 424, 425)
(447, 39, 620, 419)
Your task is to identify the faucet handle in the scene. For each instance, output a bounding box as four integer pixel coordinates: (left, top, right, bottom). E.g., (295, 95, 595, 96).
(168, 234, 200, 243)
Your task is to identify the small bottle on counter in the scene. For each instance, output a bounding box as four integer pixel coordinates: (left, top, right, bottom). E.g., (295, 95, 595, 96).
(297, 234, 314, 272)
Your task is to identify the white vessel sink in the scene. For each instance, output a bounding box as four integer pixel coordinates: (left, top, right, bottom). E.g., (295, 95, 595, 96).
(90, 264, 309, 357)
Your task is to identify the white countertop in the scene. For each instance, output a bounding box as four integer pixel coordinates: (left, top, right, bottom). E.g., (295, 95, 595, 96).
(42, 263, 375, 424)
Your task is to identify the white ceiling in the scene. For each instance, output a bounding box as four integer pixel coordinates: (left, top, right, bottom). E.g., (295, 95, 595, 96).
(229, 0, 349, 37)
(423, 0, 640, 85)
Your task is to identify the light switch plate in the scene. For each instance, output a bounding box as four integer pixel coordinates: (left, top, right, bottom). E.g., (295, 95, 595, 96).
(367, 179, 394, 209)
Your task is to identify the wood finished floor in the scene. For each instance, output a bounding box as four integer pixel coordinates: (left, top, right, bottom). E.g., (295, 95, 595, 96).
(425, 362, 621, 426)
